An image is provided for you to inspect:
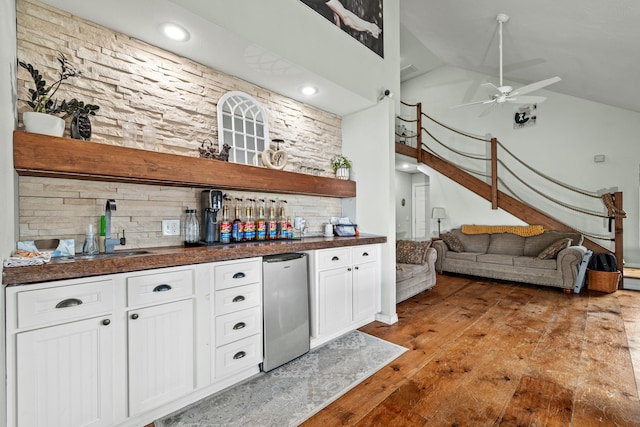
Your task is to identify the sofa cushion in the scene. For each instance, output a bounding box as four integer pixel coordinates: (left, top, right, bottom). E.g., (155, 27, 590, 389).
(523, 231, 583, 256)
(487, 233, 525, 256)
(396, 261, 431, 282)
(447, 252, 483, 262)
(536, 238, 572, 260)
(514, 256, 557, 270)
(441, 233, 465, 252)
(452, 229, 490, 253)
(397, 240, 431, 264)
(477, 254, 515, 266)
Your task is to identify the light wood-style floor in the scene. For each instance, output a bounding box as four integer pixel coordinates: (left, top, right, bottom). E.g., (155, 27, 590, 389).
(302, 273, 640, 426)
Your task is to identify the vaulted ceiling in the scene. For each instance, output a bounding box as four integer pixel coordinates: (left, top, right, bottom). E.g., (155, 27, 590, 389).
(399, 0, 640, 113)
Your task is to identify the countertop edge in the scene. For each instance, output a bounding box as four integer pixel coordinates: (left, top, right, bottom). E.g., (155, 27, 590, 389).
(3, 235, 387, 286)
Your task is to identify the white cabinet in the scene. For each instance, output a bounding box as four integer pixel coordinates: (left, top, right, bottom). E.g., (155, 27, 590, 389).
(6, 278, 115, 427)
(310, 244, 380, 348)
(211, 258, 263, 379)
(124, 268, 195, 416)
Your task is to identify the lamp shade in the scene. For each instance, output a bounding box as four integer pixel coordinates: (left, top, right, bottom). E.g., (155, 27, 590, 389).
(431, 207, 446, 220)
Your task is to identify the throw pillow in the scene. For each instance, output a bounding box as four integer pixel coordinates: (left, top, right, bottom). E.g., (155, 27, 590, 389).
(441, 233, 465, 253)
(536, 238, 572, 260)
(396, 240, 431, 265)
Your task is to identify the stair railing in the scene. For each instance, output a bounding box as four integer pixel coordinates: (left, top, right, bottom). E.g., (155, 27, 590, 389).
(396, 101, 625, 272)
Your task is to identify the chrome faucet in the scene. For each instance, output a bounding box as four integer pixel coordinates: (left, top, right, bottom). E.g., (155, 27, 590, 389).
(105, 199, 126, 253)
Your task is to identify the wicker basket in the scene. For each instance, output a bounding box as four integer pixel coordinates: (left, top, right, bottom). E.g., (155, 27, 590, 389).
(587, 269, 621, 293)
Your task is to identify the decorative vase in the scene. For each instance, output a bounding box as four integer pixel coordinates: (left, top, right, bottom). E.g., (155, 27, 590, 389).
(335, 167, 350, 180)
(70, 113, 92, 140)
(22, 111, 65, 137)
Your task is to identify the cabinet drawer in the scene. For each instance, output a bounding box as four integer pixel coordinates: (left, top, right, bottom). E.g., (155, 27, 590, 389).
(127, 268, 194, 307)
(214, 259, 261, 291)
(215, 334, 262, 378)
(215, 306, 262, 347)
(353, 244, 378, 264)
(215, 283, 261, 316)
(317, 247, 351, 271)
(16, 279, 114, 329)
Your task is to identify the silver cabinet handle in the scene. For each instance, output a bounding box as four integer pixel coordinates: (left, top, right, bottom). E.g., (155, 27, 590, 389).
(233, 351, 246, 360)
(153, 284, 172, 292)
(233, 322, 246, 330)
(232, 272, 246, 279)
(232, 295, 245, 303)
(55, 298, 83, 308)
(332, 256, 339, 261)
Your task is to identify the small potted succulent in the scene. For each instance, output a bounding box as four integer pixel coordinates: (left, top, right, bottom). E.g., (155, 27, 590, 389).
(18, 52, 99, 138)
(331, 154, 352, 180)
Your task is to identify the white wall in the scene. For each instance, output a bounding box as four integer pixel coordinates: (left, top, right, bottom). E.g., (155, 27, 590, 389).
(0, 0, 16, 423)
(395, 171, 412, 239)
(402, 65, 640, 265)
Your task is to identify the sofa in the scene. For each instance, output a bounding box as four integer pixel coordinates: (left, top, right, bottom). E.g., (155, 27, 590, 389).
(432, 227, 587, 291)
(396, 240, 437, 303)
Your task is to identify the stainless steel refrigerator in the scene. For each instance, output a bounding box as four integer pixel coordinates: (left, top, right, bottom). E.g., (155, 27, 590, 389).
(262, 253, 310, 372)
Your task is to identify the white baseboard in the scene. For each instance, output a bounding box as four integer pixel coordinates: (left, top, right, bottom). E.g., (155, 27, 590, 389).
(623, 277, 640, 291)
(375, 312, 398, 325)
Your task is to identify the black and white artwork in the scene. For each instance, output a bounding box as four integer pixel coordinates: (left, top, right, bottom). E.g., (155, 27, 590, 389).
(300, 0, 384, 58)
(514, 104, 537, 129)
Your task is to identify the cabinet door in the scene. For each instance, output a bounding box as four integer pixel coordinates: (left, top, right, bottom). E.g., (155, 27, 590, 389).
(16, 316, 113, 427)
(317, 267, 352, 337)
(352, 261, 379, 322)
(128, 299, 194, 416)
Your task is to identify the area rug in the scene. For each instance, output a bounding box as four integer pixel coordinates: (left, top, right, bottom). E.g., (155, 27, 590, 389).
(155, 330, 406, 427)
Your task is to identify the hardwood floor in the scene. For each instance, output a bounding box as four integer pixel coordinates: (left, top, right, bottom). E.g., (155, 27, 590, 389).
(302, 273, 640, 426)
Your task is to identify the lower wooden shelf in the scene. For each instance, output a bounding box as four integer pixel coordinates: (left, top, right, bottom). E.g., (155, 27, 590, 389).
(13, 131, 356, 197)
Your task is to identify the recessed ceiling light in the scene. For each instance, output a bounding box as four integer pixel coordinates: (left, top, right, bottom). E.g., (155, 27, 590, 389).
(300, 86, 318, 96)
(160, 23, 190, 42)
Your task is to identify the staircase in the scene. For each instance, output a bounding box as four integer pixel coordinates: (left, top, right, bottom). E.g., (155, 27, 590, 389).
(395, 102, 624, 274)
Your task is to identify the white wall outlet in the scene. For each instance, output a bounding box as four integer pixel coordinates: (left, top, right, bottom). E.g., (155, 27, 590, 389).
(162, 219, 180, 236)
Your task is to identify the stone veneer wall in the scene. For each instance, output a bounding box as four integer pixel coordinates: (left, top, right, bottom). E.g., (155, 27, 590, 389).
(16, 0, 345, 249)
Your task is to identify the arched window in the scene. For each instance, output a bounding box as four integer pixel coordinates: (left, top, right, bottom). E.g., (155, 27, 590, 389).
(217, 91, 269, 165)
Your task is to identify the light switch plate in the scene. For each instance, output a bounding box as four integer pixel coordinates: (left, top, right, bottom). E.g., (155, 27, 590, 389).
(162, 219, 180, 236)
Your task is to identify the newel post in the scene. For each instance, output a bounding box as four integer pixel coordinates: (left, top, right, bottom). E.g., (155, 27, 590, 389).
(491, 137, 498, 209)
(614, 191, 624, 286)
(416, 102, 423, 164)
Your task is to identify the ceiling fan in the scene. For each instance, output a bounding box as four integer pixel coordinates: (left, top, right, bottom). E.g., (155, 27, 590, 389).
(451, 13, 561, 113)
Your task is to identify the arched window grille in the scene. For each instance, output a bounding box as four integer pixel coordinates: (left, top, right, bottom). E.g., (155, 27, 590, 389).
(217, 91, 269, 165)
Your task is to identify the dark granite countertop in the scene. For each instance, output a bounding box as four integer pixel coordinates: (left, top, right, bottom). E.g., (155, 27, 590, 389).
(3, 234, 386, 286)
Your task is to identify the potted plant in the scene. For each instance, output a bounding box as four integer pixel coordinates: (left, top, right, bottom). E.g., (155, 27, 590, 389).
(18, 52, 99, 138)
(331, 154, 352, 180)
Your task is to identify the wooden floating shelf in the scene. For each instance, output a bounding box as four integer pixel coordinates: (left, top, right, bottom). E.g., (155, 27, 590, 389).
(13, 131, 356, 198)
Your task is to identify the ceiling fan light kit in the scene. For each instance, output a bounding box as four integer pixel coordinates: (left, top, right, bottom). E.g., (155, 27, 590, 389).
(451, 13, 561, 113)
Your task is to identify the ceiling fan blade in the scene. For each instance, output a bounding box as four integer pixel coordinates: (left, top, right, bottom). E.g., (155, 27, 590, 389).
(511, 76, 561, 96)
(450, 99, 496, 109)
(506, 95, 547, 104)
(481, 82, 502, 94)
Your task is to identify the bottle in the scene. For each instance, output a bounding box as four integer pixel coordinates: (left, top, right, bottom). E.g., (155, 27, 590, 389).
(267, 200, 277, 240)
(277, 200, 288, 239)
(219, 204, 232, 244)
(98, 215, 106, 253)
(256, 199, 266, 241)
(231, 198, 244, 243)
(286, 216, 293, 239)
(244, 199, 256, 241)
(184, 208, 200, 246)
(82, 223, 99, 256)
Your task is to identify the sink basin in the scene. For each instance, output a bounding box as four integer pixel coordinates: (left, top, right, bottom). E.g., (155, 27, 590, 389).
(59, 250, 150, 261)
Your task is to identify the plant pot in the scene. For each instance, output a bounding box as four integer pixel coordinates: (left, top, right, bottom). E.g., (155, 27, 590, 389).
(335, 167, 350, 180)
(71, 113, 92, 140)
(22, 111, 65, 137)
